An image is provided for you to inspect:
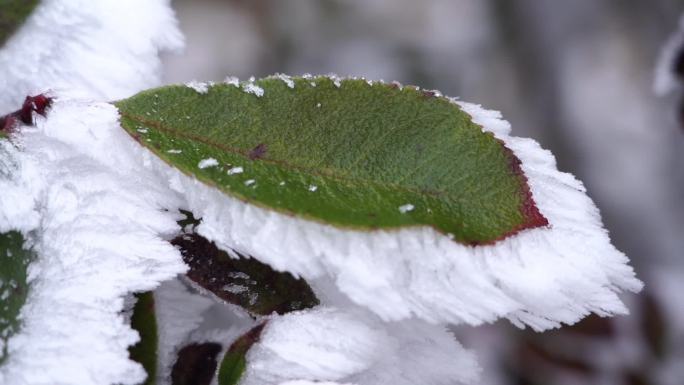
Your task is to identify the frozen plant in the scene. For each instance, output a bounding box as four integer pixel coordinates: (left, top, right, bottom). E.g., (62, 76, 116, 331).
(0, 2, 641, 385)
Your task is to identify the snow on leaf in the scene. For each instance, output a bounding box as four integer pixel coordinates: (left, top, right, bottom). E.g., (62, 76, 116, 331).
(198, 158, 219, 169)
(0, 0, 183, 114)
(224, 76, 240, 87)
(272, 73, 295, 89)
(116, 76, 547, 245)
(227, 166, 243, 175)
(0, 100, 186, 385)
(398, 203, 414, 213)
(114, 76, 641, 330)
(186, 81, 210, 94)
(243, 83, 265, 97)
(237, 308, 479, 385)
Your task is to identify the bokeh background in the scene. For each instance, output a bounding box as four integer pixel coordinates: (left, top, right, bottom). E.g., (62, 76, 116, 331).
(162, 1, 684, 384)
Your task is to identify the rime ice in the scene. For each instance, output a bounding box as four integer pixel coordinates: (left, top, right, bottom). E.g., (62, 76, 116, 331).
(0, 88, 643, 385)
(185, 81, 210, 94)
(198, 158, 219, 169)
(227, 166, 244, 175)
(398, 204, 414, 213)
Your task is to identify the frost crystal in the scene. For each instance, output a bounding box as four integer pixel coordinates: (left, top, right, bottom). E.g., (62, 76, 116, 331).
(185, 80, 210, 94)
(154, 99, 641, 332)
(0, 0, 183, 114)
(198, 158, 219, 169)
(224, 76, 240, 87)
(0, 101, 187, 385)
(227, 166, 244, 175)
(239, 307, 479, 385)
(275, 73, 295, 88)
(398, 203, 414, 213)
(0, 89, 642, 385)
(244, 83, 265, 97)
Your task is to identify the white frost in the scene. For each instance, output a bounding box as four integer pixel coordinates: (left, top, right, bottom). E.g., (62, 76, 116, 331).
(227, 166, 244, 175)
(185, 80, 210, 94)
(398, 204, 414, 213)
(224, 76, 240, 87)
(244, 83, 265, 97)
(308, 185, 318, 192)
(153, 98, 642, 331)
(0, 0, 183, 114)
(275, 73, 295, 89)
(0, 101, 187, 385)
(241, 307, 479, 385)
(198, 158, 219, 169)
(0, 90, 643, 384)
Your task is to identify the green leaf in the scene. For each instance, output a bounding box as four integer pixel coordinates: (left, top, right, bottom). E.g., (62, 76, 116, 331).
(172, 231, 319, 316)
(128, 291, 158, 385)
(0, 0, 40, 48)
(116, 76, 547, 244)
(171, 342, 222, 385)
(217, 323, 266, 385)
(0, 231, 33, 364)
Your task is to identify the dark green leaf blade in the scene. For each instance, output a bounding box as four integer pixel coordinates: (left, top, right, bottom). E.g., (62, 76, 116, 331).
(218, 323, 266, 385)
(0, 230, 33, 364)
(0, 0, 39, 48)
(129, 291, 158, 385)
(116, 76, 547, 244)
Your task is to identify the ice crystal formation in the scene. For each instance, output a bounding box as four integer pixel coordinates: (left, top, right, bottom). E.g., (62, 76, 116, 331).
(0, 1, 641, 384)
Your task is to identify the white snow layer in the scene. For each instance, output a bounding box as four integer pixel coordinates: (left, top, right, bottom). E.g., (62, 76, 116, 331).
(0, 0, 183, 114)
(0, 93, 642, 384)
(0, 101, 187, 385)
(242, 307, 479, 385)
(154, 100, 642, 331)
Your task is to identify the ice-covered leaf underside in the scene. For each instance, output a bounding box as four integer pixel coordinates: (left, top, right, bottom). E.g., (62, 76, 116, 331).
(0, 0, 39, 47)
(0, 231, 33, 364)
(116, 76, 547, 244)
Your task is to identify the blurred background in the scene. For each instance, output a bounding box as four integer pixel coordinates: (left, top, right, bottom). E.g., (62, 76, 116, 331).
(162, 1, 684, 384)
